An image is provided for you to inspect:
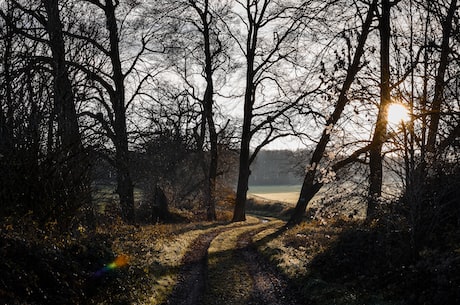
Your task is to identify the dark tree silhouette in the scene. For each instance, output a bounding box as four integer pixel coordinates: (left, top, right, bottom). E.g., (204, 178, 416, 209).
(367, 0, 393, 219)
(0, 0, 90, 225)
(289, 0, 378, 225)
(231, 0, 318, 222)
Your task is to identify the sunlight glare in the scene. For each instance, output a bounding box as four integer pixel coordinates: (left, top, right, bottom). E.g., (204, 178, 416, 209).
(387, 103, 409, 127)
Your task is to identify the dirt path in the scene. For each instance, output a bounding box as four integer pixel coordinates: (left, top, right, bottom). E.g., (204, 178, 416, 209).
(162, 228, 225, 305)
(237, 226, 302, 305)
(163, 218, 302, 305)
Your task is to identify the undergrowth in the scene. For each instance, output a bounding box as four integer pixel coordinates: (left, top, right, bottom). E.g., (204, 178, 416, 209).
(0, 210, 230, 305)
(256, 216, 460, 305)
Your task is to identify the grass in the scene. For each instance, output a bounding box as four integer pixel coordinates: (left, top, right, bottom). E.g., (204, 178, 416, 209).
(3, 199, 457, 305)
(92, 184, 144, 214)
(205, 227, 254, 305)
(255, 221, 342, 279)
(110, 216, 267, 305)
(253, 220, 373, 305)
(0, 214, 238, 305)
(253, 214, 460, 305)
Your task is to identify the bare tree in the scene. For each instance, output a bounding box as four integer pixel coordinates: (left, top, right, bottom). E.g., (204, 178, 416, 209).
(0, 0, 90, 224)
(66, 0, 160, 222)
(0, 0, 15, 156)
(425, 0, 458, 154)
(367, 0, 394, 219)
(229, 0, 322, 222)
(289, 0, 378, 225)
(401, 0, 459, 252)
(162, 0, 231, 220)
(0, 1, 42, 216)
(189, 0, 227, 220)
(43, 0, 82, 153)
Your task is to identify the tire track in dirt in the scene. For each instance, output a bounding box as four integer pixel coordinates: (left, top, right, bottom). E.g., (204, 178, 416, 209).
(203, 221, 273, 305)
(162, 217, 300, 305)
(161, 227, 227, 305)
(237, 225, 302, 305)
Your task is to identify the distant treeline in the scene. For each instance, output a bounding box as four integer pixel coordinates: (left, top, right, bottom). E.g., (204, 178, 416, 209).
(249, 150, 305, 186)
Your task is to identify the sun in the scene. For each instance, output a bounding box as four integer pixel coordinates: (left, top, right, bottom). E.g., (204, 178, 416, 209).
(387, 103, 410, 127)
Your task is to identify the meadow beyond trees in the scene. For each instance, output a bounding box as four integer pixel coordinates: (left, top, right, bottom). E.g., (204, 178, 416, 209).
(0, 0, 459, 304)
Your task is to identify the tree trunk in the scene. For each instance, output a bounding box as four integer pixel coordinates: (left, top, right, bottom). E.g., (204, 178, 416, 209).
(105, 0, 135, 223)
(116, 152, 134, 222)
(233, 98, 252, 221)
(232, 58, 255, 222)
(367, 0, 391, 220)
(425, 0, 457, 153)
(233, 139, 251, 222)
(205, 101, 218, 221)
(43, 0, 81, 151)
(408, 0, 457, 254)
(26, 72, 41, 214)
(1, 5, 14, 152)
(113, 111, 134, 223)
(201, 0, 218, 221)
(232, 5, 260, 222)
(289, 171, 322, 225)
(288, 0, 377, 225)
(43, 0, 88, 224)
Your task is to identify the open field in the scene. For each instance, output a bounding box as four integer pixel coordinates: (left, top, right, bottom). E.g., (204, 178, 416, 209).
(248, 185, 301, 205)
(247, 185, 357, 218)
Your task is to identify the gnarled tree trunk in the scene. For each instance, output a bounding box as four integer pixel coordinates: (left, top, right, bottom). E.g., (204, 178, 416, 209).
(288, 0, 377, 225)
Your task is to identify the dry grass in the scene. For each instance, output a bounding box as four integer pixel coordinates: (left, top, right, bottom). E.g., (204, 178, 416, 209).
(90, 219, 230, 305)
(255, 221, 343, 280)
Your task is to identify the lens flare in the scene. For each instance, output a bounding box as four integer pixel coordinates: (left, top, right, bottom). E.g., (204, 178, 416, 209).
(108, 254, 129, 269)
(92, 254, 129, 278)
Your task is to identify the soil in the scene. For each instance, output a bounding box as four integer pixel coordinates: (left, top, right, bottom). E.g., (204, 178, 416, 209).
(237, 228, 302, 305)
(162, 228, 225, 305)
(163, 219, 301, 305)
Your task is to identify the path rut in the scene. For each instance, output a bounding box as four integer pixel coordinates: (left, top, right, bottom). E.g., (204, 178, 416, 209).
(163, 218, 302, 305)
(237, 226, 301, 305)
(162, 228, 225, 305)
